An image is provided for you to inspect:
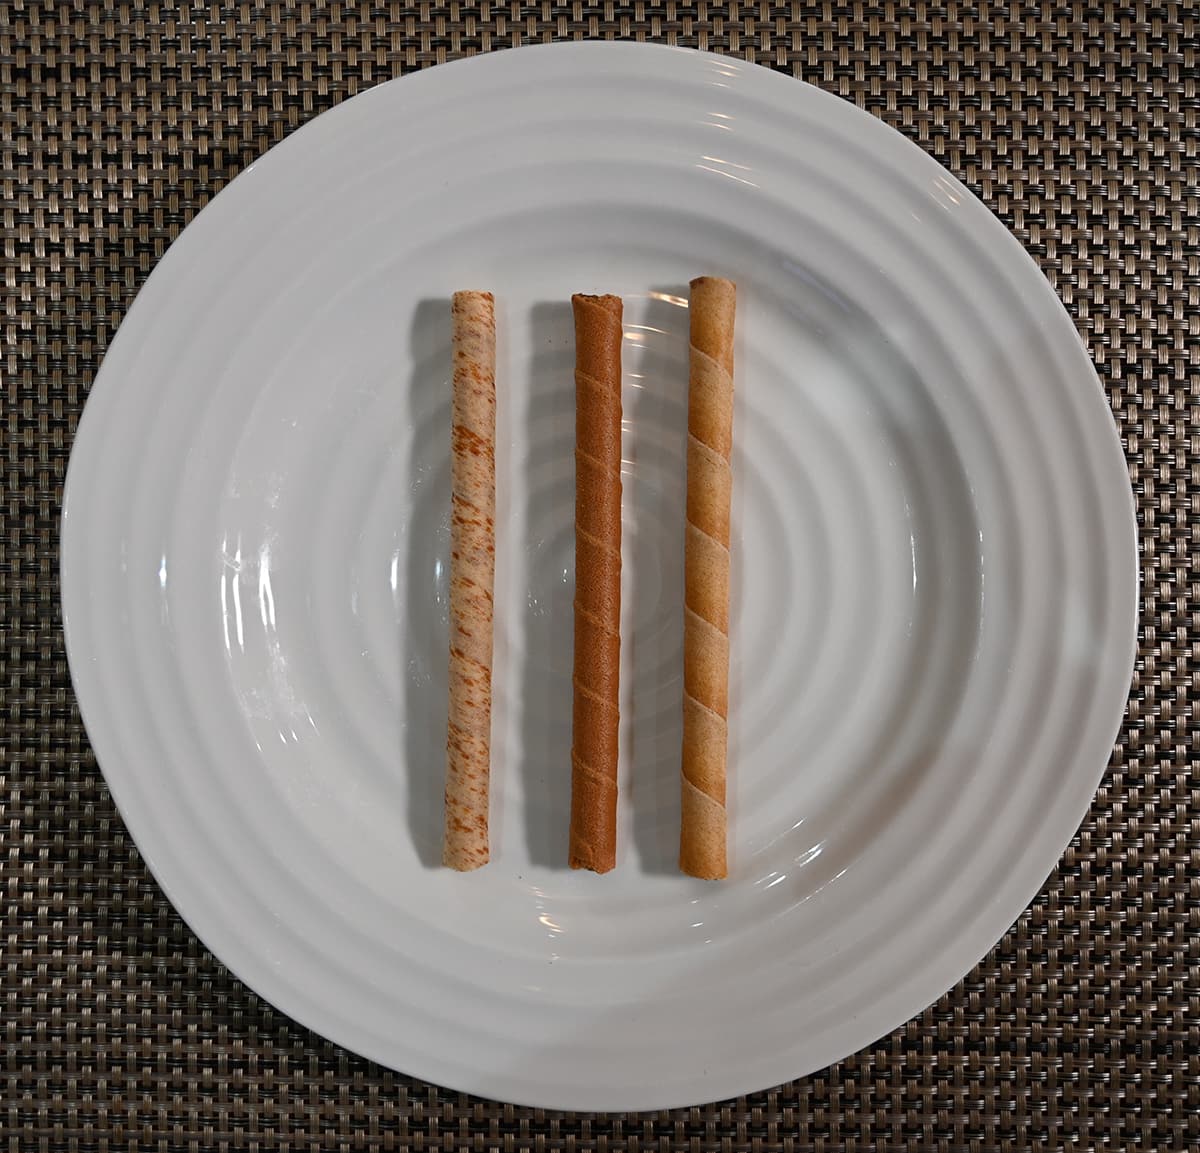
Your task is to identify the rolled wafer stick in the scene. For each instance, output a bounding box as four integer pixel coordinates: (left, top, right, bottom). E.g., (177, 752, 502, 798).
(569, 293, 623, 873)
(443, 290, 496, 871)
(680, 276, 736, 880)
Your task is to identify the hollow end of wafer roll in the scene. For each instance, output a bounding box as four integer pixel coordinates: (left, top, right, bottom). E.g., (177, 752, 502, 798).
(569, 751, 618, 873)
(452, 289, 494, 307)
(573, 292, 622, 317)
(679, 775, 727, 880)
(688, 277, 736, 377)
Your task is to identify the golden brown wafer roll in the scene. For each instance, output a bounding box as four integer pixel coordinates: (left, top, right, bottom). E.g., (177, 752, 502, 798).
(569, 293, 623, 873)
(443, 291, 496, 871)
(680, 276, 736, 880)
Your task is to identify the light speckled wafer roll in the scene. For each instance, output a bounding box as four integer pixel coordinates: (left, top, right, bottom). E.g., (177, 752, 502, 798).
(443, 291, 496, 871)
(569, 293, 623, 873)
(680, 276, 735, 880)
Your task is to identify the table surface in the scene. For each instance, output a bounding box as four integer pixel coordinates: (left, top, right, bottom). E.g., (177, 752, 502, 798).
(3, 3, 1195, 1149)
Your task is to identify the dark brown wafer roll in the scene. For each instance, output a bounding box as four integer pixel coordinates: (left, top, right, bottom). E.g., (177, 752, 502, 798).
(569, 293, 623, 873)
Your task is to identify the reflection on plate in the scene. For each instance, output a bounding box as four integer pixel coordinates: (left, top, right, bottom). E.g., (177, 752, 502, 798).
(61, 43, 1137, 1110)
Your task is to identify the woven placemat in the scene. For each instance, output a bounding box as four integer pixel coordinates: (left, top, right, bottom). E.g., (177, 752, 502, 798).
(2, 2, 1196, 1149)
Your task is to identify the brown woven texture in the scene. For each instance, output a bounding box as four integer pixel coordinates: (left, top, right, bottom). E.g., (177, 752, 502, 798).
(2, 1, 1196, 1148)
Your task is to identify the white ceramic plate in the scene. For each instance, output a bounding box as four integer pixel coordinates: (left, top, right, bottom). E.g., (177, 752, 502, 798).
(62, 43, 1138, 1110)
